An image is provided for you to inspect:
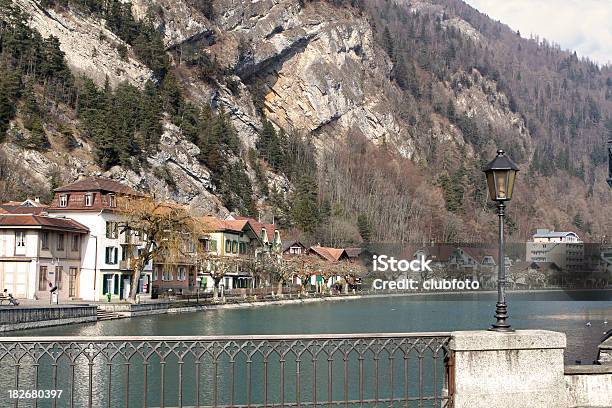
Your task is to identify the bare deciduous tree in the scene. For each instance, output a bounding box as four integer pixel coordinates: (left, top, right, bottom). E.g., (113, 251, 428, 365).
(121, 198, 194, 302)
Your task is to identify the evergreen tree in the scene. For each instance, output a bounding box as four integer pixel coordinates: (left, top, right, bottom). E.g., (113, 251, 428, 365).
(357, 214, 373, 242)
(573, 213, 583, 229)
(256, 119, 285, 171)
(291, 176, 320, 234)
(381, 27, 395, 61)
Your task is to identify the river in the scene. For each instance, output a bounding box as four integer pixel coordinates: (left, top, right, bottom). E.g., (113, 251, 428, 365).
(11, 291, 612, 364)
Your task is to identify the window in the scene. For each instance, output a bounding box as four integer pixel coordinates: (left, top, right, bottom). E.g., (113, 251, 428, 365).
(41, 231, 49, 250)
(105, 247, 118, 264)
(232, 240, 238, 254)
(69, 267, 78, 297)
(153, 267, 159, 281)
(15, 231, 26, 250)
(209, 239, 217, 252)
(108, 194, 116, 207)
(59, 194, 68, 207)
(163, 269, 172, 281)
(177, 266, 186, 281)
(55, 266, 63, 290)
(106, 221, 118, 239)
(225, 240, 231, 253)
(56, 233, 65, 251)
(39, 266, 48, 291)
(239, 242, 246, 254)
(84, 193, 93, 207)
(71, 235, 80, 251)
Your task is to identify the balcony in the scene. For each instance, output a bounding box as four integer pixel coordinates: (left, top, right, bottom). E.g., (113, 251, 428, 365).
(119, 258, 133, 270)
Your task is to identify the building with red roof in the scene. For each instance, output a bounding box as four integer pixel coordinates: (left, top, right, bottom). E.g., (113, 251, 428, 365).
(0, 213, 89, 300)
(47, 176, 153, 301)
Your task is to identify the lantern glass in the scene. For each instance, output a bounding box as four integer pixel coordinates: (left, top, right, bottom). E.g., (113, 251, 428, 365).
(486, 172, 496, 201)
(506, 169, 517, 200)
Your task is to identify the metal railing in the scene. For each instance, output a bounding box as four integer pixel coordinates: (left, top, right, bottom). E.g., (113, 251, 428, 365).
(0, 333, 452, 407)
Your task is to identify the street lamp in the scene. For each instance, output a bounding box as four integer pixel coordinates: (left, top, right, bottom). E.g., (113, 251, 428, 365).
(483, 149, 519, 332)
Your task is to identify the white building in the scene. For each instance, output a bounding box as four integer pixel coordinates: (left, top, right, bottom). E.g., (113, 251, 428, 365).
(526, 229, 584, 272)
(47, 177, 152, 301)
(0, 213, 88, 300)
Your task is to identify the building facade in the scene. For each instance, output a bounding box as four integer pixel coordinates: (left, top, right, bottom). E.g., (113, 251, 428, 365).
(526, 229, 584, 272)
(0, 213, 88, 300)
(150, 216, 263, 296)
(47, 177, 152, 301)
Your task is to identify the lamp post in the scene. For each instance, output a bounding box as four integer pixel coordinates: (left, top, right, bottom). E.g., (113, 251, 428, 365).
(483, 149, 519, 332)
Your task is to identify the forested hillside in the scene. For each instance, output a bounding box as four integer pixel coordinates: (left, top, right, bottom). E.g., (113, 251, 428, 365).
(1, 0, 611, 245)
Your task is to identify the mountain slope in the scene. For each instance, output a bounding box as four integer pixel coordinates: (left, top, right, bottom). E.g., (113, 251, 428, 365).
(1, 0, 611, 244)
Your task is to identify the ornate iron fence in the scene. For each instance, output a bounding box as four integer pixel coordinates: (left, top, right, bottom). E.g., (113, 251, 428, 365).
(0, 333, 452, 407)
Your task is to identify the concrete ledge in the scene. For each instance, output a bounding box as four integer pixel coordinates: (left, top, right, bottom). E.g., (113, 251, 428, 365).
(450, 330, 567, 351)
(0, 316, 97, 332)
(565, 365, 612, 375)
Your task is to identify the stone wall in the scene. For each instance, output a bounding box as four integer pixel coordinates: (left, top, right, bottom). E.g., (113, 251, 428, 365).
(0, 305, 97, 332)
(565, 365, 612, 408)
(449, 330, 612, 408)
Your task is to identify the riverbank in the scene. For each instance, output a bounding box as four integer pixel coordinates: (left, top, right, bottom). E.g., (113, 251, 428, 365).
(2, 288, 610, 332)
(101, 287, 612, 317)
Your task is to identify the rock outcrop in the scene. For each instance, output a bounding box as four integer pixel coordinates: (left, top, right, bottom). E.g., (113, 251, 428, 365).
(15, 0, 152, 88)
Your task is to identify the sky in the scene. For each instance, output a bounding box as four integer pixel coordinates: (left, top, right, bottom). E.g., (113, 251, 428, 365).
(463, 0, 612, 66)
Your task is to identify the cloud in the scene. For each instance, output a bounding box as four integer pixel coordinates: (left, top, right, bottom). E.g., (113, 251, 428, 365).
(463, 0, 612, 65)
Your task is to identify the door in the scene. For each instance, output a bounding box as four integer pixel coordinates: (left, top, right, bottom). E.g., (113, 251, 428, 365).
(3, 262, 28, 298)
(69, 267, 78, 298)
(122, 276, 131, 299)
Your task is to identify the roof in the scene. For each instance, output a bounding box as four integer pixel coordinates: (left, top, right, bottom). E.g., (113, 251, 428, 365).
(282, 240, 307, 252)
(0, 205, 48, 215)
(411, 244, 457, 262)
(195, 216, 259, 238)
(461, 247, 499, 263)
(2, 199, 46, 207)
(230, 216, 278, 242)
(533, 229, 579, 239)
(54, 177, 144, 196)
(0, 214, 89, 233)
(308, 246, 348, 262)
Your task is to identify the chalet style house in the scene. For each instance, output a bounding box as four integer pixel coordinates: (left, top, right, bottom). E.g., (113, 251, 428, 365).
(47, 177, 152, 301)
(226, 215, 282, 255)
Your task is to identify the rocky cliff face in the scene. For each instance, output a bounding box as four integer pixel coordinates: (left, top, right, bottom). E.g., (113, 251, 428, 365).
(213, 0, 415, 157)
(15, 0, 152, 88)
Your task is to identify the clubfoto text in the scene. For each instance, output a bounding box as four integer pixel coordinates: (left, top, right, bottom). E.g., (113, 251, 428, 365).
(372, 278, 480, 291)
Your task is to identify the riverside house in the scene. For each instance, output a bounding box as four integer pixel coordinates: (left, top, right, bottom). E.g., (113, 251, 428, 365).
(226, 215, 282, 255)
(149, 216, 262, 295)
(47, 177, 153, 301)
(0, 211, 88, 300)
(305, 246, 350, 289)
